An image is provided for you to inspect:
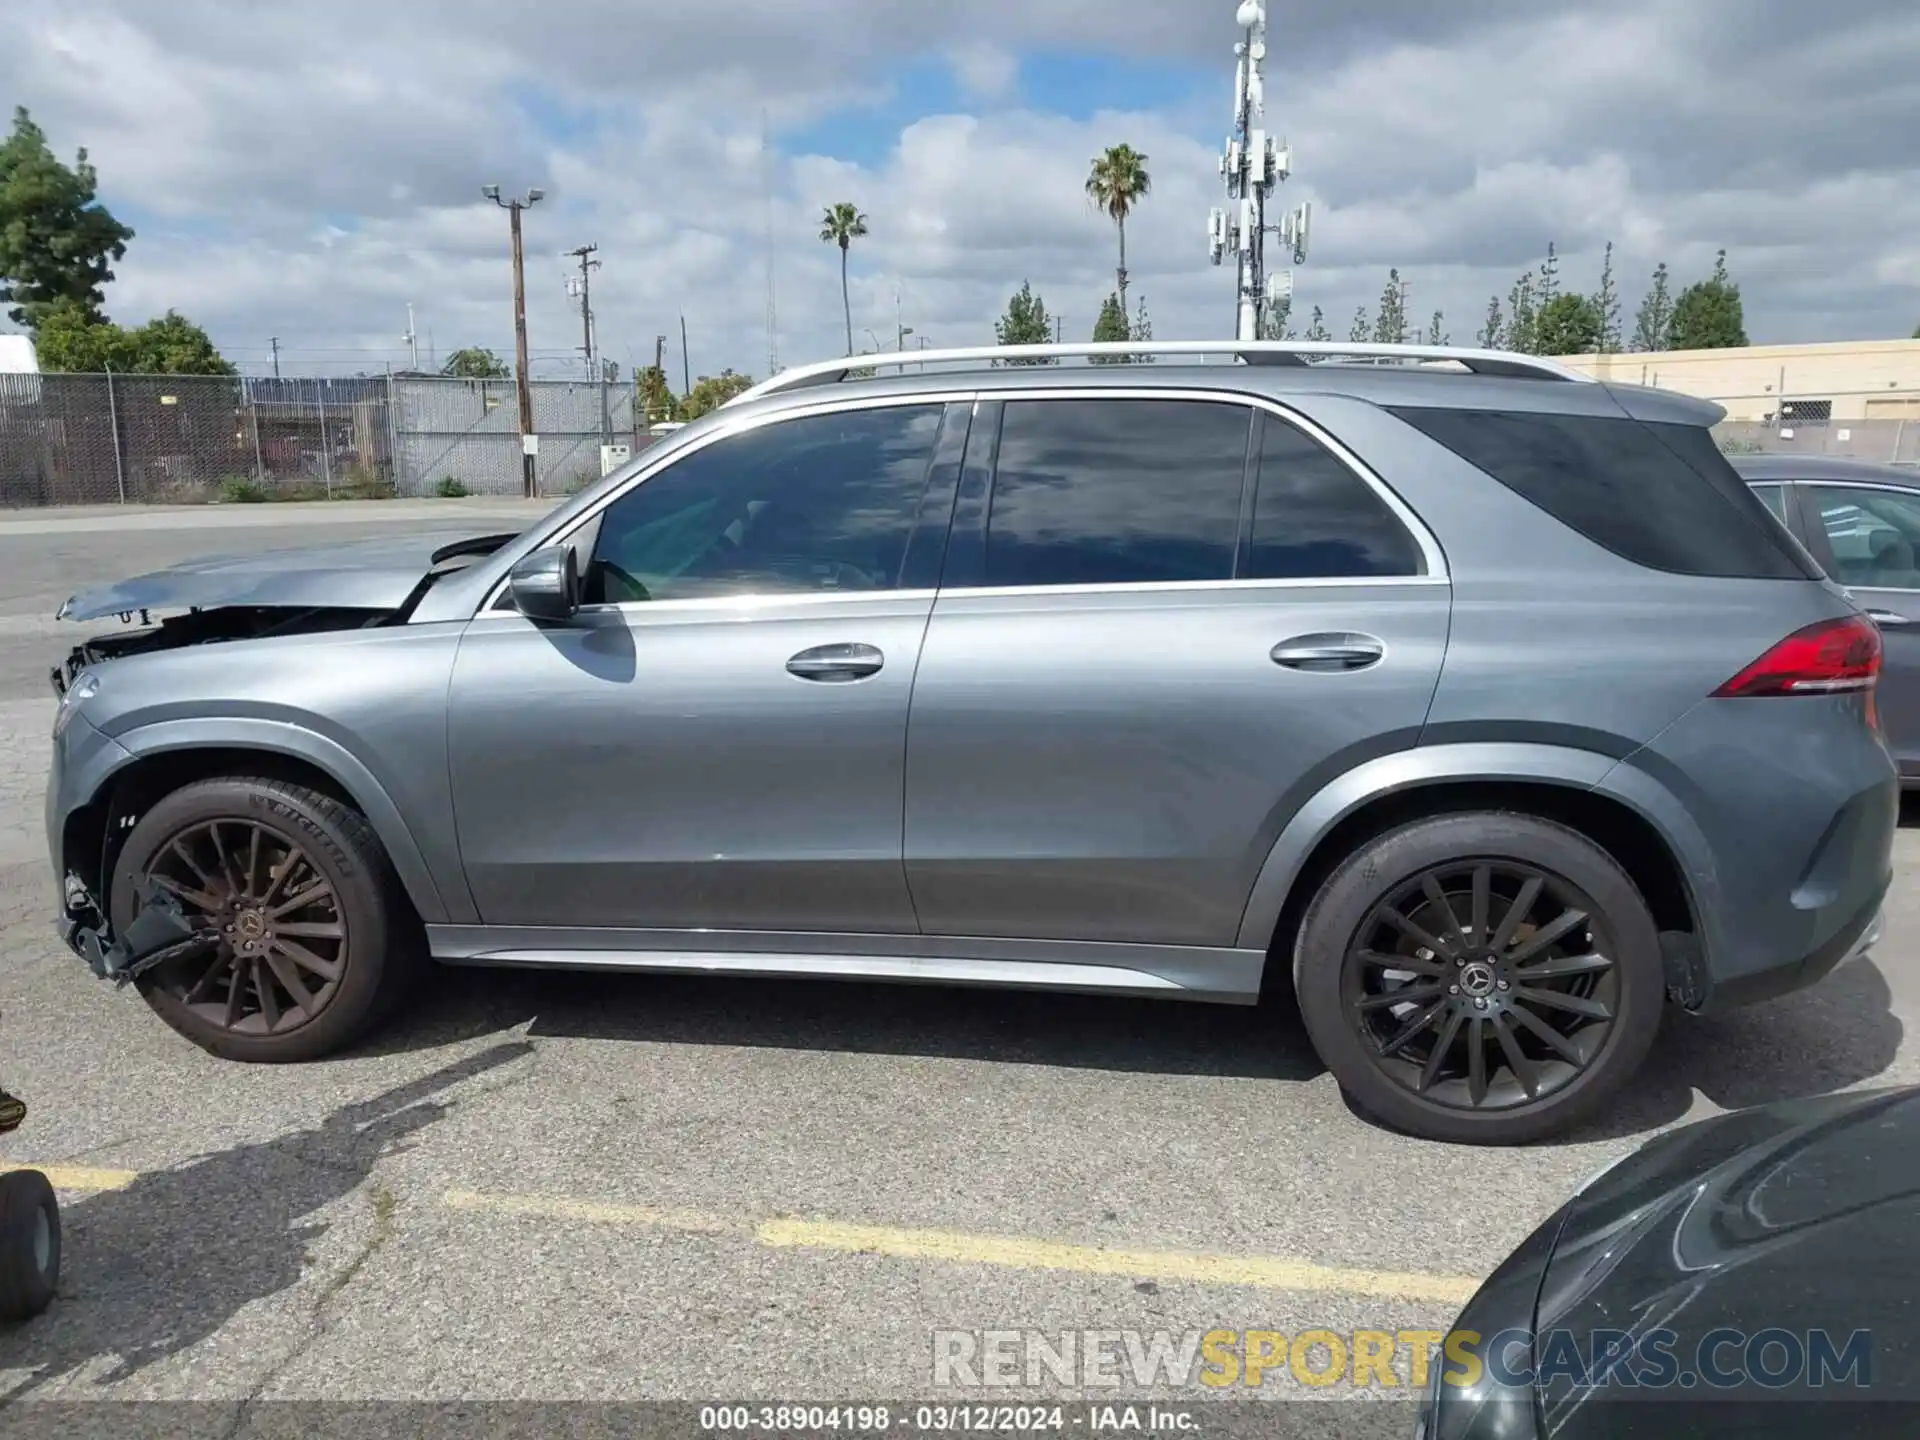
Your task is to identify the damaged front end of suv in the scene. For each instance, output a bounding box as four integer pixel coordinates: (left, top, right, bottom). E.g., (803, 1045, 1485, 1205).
(49, 528, 518, 985)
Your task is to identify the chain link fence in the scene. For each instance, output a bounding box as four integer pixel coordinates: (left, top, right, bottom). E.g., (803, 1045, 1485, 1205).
(1715, 419, 1919, 469)
(0, 371, 654, 507)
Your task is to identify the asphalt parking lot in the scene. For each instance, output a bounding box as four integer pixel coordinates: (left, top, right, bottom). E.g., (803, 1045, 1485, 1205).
(2, 501, 1917, 1417)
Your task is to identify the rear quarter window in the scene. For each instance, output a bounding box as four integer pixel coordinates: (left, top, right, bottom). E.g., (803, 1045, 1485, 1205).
(1388, 407, 1820, 580)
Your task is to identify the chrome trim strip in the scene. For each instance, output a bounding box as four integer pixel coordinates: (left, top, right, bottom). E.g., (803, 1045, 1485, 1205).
(426, 924, 1267, 1001)
(480, 391, 981, 611)
(439, 948, 1187, 994)
(930, 576, 1448, 601)
(952, 386, 1450, 581)
(485, 385, 1449, 612)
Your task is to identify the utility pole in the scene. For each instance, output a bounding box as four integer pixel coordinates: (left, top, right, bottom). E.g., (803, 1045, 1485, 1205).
(564, 244, 599, 382)
(269, 337, 280, 379)
(680, 315, 691, 395)
(483, 182, 545, 497)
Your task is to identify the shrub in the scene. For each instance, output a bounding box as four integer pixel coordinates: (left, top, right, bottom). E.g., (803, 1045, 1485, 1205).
(219, 476, 268, 504)
(436, 476, 471, 498)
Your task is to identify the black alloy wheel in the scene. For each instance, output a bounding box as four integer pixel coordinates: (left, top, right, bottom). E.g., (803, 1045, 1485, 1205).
(1292, 811, 1665, 1144)
(111, 777, 420, 1062)
(1343, 860, 1617, 1112)
(141, 817, 348, 1036)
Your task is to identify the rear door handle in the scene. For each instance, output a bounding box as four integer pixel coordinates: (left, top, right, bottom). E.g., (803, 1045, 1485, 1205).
(1271, 633, 1386, 673)
(787, 643, 884, 681)
(1865, 609, 1912, 628)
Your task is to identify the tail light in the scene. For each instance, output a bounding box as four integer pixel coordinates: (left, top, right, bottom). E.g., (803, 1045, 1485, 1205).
(1713, 615, 1882, 698)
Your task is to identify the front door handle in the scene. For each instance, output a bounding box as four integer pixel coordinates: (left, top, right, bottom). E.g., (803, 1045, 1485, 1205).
(787, 643, 884, 682)
(1271, 632, 1386, 673)
(1865, 609, 1912, 629)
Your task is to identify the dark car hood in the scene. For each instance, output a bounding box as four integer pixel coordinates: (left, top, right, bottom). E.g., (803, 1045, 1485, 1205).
(57, 529, 518, 621)
(1532, 1086, 1920, 1434)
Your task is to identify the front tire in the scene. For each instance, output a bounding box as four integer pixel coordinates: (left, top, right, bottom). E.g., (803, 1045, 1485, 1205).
(109, 777, 420, 1062)
(1293, 812, 1665, 1145)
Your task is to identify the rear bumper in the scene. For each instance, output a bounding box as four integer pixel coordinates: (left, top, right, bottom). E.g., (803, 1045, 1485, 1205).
(1704, 887, 1884, 1012)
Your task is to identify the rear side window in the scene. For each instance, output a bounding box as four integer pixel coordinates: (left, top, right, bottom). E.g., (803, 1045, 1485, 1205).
(1247, 414, 1425, 578)
(980, 398, 1251, 588)
(1388, 407, 1819, 580)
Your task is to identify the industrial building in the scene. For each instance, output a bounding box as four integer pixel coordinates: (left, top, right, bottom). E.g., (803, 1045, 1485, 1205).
(1555, 339, 1920, 423)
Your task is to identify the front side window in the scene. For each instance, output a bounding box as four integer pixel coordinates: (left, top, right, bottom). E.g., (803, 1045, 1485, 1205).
(586, 404, 943, 602)
(1812, 486, 1920, 589)
(1247, 414, 1425, 579)
(978, 398, 1251, 588)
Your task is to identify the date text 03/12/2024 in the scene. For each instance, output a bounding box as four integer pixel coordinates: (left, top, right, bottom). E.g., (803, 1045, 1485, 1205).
(699, 1405, 1197, 1432)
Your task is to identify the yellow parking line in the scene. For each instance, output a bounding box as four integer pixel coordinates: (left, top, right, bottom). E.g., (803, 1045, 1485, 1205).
(441, 1187, 738, 1235)
(756, 1217, 1480, 1304)
(0, 1163, 138, 1192)
(443, 1188, 1481, 1304)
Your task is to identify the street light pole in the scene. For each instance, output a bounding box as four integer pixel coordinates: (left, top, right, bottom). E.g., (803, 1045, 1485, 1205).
(484, 182, 545, 497)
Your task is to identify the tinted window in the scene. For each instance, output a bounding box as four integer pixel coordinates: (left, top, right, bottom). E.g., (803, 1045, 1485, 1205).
(1247, 414, 1424, 579)
(981, 399, 1250, 588)
(1810, 486, 1920, 589)
(587, 404, 943, 602)
(1388, 407, 1819, 580)
(1752, 483, 1788, 522)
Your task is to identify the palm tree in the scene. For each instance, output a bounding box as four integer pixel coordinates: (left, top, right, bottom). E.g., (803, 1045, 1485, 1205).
(1085, 144, 1151, 317)
(819, 202, 869, 355)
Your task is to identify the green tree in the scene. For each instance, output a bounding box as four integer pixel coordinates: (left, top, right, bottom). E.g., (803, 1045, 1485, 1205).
(1477, 296, 1503, 349)
(993, 281, 1055, 363)
(1132, 294, 1154, 359)
(1090, 291, 1130, 363)
(1371, 269, 1408, 344)
(1536, 241, 1560, 309)
(441, 346, 509, 379)
(637, 364, 679, 424)
(1666, 248, 1747, 350)
(1085, 143, 1151, 315)
(1632, 262, 1673, 352)
(34, 299, 232, 374)
(818, 201, 869, 356)
(678, 369, 754, 421)
(1591, 241, 1621, 353)
(0, 107, 134, 330)
(1424, 310, 1448, 346)
(1534, 292, 1604, 356)
(1303, 305, 1330, 343)
(1348, 305, 1370, 343)
(1504, 270, 1538, 354)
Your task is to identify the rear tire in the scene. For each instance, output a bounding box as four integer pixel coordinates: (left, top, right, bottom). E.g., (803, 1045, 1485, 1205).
(1293, 811, 1665, 1145)
(0, 1169, 60, 1322)
(109, 777, 422, 1063)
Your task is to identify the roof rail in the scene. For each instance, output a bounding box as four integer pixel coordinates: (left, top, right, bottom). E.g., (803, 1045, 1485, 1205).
(729, 340, 1595, 405)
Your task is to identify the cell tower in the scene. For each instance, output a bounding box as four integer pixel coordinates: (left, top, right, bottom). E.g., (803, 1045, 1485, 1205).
(1208, 0, 1310, 341)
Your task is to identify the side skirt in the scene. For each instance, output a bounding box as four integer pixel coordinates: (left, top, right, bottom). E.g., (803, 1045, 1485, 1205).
(425, 925, 1266, 1004)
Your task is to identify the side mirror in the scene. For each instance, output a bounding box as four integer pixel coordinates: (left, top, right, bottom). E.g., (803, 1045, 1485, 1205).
(508, 544, 580, 622)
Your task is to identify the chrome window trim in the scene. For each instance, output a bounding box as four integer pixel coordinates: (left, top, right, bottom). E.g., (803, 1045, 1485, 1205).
(481, 384, 1448, 614)
(963, 385, 1449, 583)
(481, 390, 980, 612)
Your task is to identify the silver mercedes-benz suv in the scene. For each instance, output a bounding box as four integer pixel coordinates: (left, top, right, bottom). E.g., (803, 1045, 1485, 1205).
(45, 341, 1895, 1144)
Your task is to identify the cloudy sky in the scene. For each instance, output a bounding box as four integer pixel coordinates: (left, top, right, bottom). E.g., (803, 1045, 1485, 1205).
(3, 0, 1917, 378)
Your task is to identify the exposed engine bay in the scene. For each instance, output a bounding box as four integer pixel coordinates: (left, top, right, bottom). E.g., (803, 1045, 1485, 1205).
(51, 605, 396, 700)
(48, 529, 519, 700)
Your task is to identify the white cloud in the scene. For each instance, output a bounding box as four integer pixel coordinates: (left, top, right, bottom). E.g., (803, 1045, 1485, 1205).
(947, 42, 1020, 102)
(3, 0, 1916, 374)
